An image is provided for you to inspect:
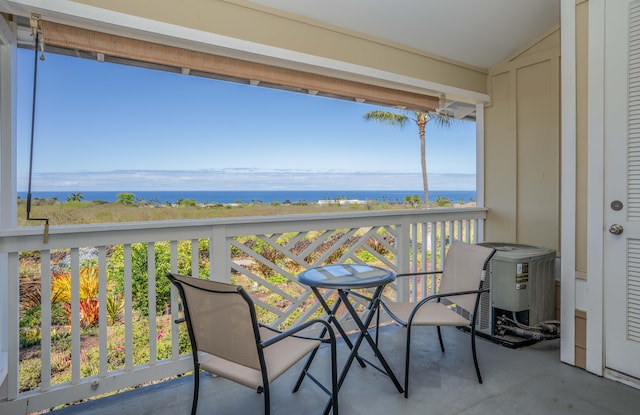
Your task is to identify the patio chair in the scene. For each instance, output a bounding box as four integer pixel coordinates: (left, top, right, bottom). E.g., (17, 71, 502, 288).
(167, 273, 339, 415)
(378, 241, 496, 398)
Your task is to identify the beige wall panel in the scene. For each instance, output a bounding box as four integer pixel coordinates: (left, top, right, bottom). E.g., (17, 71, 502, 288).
(511, 30, 560, 61)
(484, 72, 517, 242)
(484, 27, 560, 249)
(575, 0, 589, 275)
(516, 61, 560, 251)
(71, 0, 488, 94)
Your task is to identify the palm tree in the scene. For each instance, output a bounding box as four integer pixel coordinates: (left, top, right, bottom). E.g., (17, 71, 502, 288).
(363, 110, 457, 207)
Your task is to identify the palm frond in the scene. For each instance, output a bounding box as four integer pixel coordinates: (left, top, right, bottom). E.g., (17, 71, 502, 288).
(363, 110, 410, 128)
(428, 112, 459, 127)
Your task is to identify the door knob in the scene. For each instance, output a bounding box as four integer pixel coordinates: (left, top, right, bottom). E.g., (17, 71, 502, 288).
(609, 224, 624, 235)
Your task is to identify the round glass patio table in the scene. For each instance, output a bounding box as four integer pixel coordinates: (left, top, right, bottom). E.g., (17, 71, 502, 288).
(297, 263, 396, 289)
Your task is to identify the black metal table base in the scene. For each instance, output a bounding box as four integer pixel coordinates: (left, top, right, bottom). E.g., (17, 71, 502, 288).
(294, 285, 404, 415)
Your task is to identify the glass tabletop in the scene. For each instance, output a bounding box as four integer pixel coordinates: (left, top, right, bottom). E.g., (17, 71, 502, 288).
(297, 264, 395, 289)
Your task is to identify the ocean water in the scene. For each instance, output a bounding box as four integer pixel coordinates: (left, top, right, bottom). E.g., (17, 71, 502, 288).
(18, 190, 476, 205)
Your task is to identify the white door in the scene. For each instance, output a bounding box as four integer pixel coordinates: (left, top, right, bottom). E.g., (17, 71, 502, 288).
(604, 0, 640, 379)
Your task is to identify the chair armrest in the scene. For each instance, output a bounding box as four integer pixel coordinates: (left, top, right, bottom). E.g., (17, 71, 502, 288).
(414, 287, 489, 307)
(261, 319, 336, 348)
(379, 300, 409, 326)
(396, 270, 443, 278)
(407, 287, 489, 323)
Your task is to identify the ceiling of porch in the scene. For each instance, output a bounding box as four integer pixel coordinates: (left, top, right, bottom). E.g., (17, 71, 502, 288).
(248, 0, 561, 70)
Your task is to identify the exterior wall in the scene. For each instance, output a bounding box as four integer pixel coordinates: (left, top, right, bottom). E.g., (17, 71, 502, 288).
(484, 30, 561, 252)
(70, 0, 488, 97)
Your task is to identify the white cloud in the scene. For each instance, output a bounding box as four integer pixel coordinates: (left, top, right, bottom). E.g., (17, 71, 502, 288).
(18, 169, 476, 191)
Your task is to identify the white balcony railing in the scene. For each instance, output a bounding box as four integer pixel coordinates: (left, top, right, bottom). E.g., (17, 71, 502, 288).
(0, 208, 486, 415)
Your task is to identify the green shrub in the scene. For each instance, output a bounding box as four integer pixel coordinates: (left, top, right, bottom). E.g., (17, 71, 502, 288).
(105, 238, 210, 341)
(356, 250, 377, 263)
(19, 357, 42, 392)
(19, 305, 41, 347)
(435, 196, 453, 207)
(107, 340, 126, 369)
(107, 242, 174, 315)
(404, 195, 422, 207)
(20, 327, 41, 348)
(177, 324, 191, 354)
(266, 273, 289, 285)
(252, 239, 285, 279)
(176, 199, 198, 207)
(81, 347, 100, 377)
(115, 193, 135, 205)
(51, 370, 72, 386)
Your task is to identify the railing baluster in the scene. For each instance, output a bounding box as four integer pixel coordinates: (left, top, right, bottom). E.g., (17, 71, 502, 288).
(170, 240, 179, 358)
(71, 248, 81, 383)
(40, 249, 51, 391)
(7, 252, 19, 400)
(430, 221, 437, 296)
(410, 223, 417, 302)
(191, 239, 199, 278)
(148, 242, 157, 366)
(420, 223, 427, 298)
(464, 219, 471, 243)
(410, 222, 417, 273)
(474, 219, 479, 243)
(123, 244, 133, 371)
(98, 246, 108, 376)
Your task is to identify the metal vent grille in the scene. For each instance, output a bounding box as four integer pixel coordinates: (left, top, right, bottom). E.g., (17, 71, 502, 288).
(528, 256, 557, 325)
(627, 240, 640, 343)
(478, 262, 492, 330)
(628, 1, 640, 219)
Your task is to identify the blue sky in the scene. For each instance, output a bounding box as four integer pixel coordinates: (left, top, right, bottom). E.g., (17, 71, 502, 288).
(17, 48, 477, 191)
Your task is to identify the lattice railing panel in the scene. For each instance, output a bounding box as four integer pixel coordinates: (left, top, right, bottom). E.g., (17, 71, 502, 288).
(228, 225, 399, 328)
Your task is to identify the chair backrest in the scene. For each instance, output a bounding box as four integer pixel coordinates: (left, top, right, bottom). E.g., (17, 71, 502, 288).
(168, 273, 262, 371)
(439, 241, 496, 313)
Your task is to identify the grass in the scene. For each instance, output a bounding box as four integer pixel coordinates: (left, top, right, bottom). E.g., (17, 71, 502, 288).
(17, 198, 428, 226)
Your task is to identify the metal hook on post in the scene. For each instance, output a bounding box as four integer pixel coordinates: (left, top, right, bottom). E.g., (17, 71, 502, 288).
(30, 13, 45, 60)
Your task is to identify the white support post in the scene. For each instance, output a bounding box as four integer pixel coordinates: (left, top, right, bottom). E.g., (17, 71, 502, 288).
(0, 14, 17, 394)
(211, 225, 230, 283)
(561, 0, 578, 367)
(585, 0, 607, 377)
(475, 102, 486, 242)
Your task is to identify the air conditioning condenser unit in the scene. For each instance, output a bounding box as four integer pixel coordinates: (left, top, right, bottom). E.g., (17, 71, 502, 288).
(476, 242, 558, 347)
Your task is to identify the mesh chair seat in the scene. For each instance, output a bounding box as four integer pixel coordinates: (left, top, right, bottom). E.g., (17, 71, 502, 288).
(383, 301, 471, 327)
(199, 328, 321, 390)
